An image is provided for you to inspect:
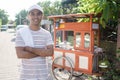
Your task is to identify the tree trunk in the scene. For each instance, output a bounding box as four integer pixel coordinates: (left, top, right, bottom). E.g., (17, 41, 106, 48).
(117, 19, 120, 57)
(116, 19, 120, 69)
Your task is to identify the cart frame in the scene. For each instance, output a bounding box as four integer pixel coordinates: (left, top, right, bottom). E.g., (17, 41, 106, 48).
(48, 13, 102, 80)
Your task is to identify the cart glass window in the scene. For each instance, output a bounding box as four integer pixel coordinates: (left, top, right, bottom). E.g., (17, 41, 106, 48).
(84, 33, 90, 48)
(75, 32, 81, 47)
(56, 30, 74, 49)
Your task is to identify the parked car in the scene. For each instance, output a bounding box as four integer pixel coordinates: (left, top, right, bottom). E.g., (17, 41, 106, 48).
(0, 25, 8, 31)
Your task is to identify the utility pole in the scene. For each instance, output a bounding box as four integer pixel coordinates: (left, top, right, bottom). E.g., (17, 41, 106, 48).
(19, 14, 21, 25)
(0, 19, 2, 32)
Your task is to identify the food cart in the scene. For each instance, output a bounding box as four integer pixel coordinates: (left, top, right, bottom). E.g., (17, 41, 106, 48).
(48, 13, 103, 80)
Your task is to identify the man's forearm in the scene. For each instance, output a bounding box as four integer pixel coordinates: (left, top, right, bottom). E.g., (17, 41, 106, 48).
(20, 50, 39, 59)
(16, 47, 39, 59)
(32, 48, 53, 57)
(24, 45, 53, 57)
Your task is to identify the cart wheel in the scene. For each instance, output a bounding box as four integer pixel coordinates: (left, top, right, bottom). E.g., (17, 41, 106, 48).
(52, 56, 73, 80)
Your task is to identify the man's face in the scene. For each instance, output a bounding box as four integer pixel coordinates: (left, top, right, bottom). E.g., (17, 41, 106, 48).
(28, 9, 43, 26)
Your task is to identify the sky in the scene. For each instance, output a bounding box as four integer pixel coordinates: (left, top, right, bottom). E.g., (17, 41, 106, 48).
(0, 0, 56, 20)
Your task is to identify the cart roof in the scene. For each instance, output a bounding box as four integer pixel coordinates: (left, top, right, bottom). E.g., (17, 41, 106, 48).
(48, 13, 100, 19)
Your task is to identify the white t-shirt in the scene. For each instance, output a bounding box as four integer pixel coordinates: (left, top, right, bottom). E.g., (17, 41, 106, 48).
(15, 27, 53, 80)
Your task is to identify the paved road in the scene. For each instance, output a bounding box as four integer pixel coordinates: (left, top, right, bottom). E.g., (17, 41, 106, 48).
(0, 31, 20, 80)
(0, 31, 83, 80)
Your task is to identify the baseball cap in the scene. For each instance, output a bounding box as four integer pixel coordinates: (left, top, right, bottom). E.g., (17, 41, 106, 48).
(28, 4, 43, 13)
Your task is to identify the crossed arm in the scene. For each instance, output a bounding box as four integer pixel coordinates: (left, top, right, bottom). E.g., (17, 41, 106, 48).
(15, 45, 54, 59)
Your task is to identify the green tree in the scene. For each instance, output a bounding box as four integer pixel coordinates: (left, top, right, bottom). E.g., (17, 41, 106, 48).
(61, 0, 78, 14)
(38, 0, 62, 18)
(76, 0, 120, 28)
(0, 9, 9, 25)
(15, 9, 27, 25)
(51, 0, 63, 15)
(38, 1, 51, 17)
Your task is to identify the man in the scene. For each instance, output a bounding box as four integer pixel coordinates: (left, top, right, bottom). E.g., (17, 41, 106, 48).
(15, 4, 53, 80)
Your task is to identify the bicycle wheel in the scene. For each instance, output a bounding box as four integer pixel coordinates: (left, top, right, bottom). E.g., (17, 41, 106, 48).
(52, 56, 73, 80)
